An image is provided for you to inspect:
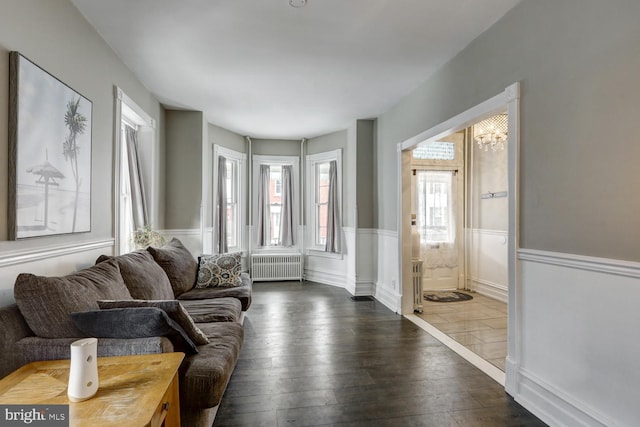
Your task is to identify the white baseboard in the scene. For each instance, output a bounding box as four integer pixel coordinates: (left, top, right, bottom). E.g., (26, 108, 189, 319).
(469, 277, 507, 303)
(304, 268, 345, 288)
(517, 368, 612, 427)
(374, 282, 401, 313)
(345, 276, 374, 296)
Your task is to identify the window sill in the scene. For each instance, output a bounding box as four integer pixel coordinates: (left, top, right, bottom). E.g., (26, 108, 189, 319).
(306, 249, 343, 260)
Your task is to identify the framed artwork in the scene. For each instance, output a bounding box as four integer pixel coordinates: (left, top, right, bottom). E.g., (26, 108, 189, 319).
(8, 52, 92, 239)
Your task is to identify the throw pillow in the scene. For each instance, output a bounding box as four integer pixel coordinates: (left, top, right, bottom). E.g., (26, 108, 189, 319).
(147, 238, 198, 297)
(71, 307, 197, 354)
(196, 253, 242, 288)
(96, 250, 174, 300)
(97, 299, 209, 345)
(14, 259, 133, 338)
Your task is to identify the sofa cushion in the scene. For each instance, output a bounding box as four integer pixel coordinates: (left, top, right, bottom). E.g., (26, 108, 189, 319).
(14, 259, 132, 338)
(179, 322, 243, 408)
(96, 250, 174, 300)
(147, 238, 198, 297)
(71, 307, 198, 354)
(97, 299, 209, 345)
(179, 298, 242, 323)
(196, 253, 242, 288)
(178, 273, 252, 311)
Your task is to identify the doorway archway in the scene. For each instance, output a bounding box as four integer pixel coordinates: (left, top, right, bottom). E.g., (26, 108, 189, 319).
(396, 82, 520, 392)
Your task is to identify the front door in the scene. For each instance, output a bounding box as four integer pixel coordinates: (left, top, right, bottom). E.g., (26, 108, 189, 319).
(415, 169, 461, 290)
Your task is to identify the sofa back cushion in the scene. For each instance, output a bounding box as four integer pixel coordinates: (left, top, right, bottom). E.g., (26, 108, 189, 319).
(147, 238, 198, 297)
(14, 259, 133, 338)
(96, 250, 174, 300)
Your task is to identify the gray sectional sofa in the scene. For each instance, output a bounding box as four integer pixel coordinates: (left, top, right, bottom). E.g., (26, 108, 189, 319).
(0, 238, 251, 427)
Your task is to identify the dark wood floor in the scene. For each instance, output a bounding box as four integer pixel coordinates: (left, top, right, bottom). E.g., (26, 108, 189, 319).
(214, 281, 545, 426)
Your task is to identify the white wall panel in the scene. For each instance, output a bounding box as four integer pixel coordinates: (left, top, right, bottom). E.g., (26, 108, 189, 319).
(516, 251, 640, 427)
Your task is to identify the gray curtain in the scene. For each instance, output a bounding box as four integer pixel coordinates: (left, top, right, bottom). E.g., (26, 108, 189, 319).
(279, 165, 294, 247)
(325, 160, 341, 253)
(216, 155, 228, 253)
(125, 125, 148, 230)
(256, 165, 271, 247)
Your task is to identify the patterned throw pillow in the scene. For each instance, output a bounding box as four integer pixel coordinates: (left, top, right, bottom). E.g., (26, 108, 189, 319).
(196, 253, 242, 288)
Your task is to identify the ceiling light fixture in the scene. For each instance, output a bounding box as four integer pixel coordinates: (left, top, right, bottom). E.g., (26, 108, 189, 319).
(289, 0, 307, 7)
(473, 113, 508, 152)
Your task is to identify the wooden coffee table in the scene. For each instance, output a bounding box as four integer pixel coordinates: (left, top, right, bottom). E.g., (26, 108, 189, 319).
(0, 352, 184, 427)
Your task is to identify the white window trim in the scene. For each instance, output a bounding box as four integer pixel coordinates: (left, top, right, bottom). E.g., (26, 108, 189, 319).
(252, 154, 300, 253)
(306, 149, 342, 253)
(114, 87, 157, 255)
(213, 145, 247, 254)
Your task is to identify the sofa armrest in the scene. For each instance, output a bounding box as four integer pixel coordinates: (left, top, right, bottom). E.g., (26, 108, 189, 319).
(15, 336, 174, 367)
(0, 304, 35, 378)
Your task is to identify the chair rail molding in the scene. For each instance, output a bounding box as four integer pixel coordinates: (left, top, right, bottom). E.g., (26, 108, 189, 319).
(0, 239, 114, 268)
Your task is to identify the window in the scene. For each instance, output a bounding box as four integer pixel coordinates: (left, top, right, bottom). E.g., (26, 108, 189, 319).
(115, 88, 156, 255)
(306, 149, 341, 252)
(214, 145, 246, 252)
(413, 141, 455, 160)
(415, 171, 455, 244)
(253, 155, 299, 249)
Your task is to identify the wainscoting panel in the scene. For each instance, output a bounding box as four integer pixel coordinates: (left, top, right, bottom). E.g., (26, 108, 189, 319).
(469, 228, 508, 302)
(161, 229, 202, 256)
(0, 239, 114, 306)
(516, 250, 640, 427)
(374, 229, 401, 313)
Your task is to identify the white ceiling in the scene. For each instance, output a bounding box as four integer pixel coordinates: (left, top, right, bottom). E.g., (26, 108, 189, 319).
(71, 0, 520, 139)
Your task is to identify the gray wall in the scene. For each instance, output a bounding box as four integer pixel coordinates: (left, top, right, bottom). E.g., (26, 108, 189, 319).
(356, 120, 375, 229)
(0, 0, 163, 251)
(0, 0, 163, 305)
(376, 0, 640, 261)
(251, 139, 301, 156)
(165, 110, 204, 229)
(209, 123, 246, 153)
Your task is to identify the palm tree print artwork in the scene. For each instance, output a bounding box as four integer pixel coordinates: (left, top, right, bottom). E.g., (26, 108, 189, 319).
(63, 98, 88, 232)
(8, 52, 92, 239)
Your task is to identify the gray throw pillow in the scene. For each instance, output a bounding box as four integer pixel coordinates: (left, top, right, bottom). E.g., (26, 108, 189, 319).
(147, 238, 198, 297)
(71, 307, 198, 354)
(97, 299, 209, 345)
(96, 250, 174, 300)
(196, 253, 242, 288)
(14, 259, 133, 338)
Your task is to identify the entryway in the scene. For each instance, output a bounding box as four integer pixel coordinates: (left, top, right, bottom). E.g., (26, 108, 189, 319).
(397, 83, 520, 387)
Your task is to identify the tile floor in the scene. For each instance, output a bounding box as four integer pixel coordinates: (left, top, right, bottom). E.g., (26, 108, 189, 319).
(416, 292, 508, 371)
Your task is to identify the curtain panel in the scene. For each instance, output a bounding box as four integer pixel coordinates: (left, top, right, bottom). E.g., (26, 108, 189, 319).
(125, 125, 148, 230)
(325, 160, 341, 253)
(279, 165, 294, 247)
(216, 155, 228, 253)
(256, 165, 271, 247)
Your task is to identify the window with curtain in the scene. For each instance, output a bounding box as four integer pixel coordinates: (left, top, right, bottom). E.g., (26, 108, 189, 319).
(306, 149, 342, 253)
(253, 155, 298, 249)
(214, 146, 245, 253)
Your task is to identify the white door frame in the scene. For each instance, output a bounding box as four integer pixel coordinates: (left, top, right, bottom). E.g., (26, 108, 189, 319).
(396, 82, 520, 394)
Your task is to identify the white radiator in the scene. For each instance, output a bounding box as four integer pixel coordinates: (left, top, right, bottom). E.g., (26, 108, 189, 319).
(250, 253, 303, 281)
(412, 259, 424, 313)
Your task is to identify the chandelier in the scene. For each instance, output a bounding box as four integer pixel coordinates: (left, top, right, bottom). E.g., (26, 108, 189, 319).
(473, 113, 508, 152)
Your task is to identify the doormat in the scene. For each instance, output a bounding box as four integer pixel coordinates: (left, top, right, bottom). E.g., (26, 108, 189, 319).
(350, 296, 375, 302)
(423, 291, 473, 303)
